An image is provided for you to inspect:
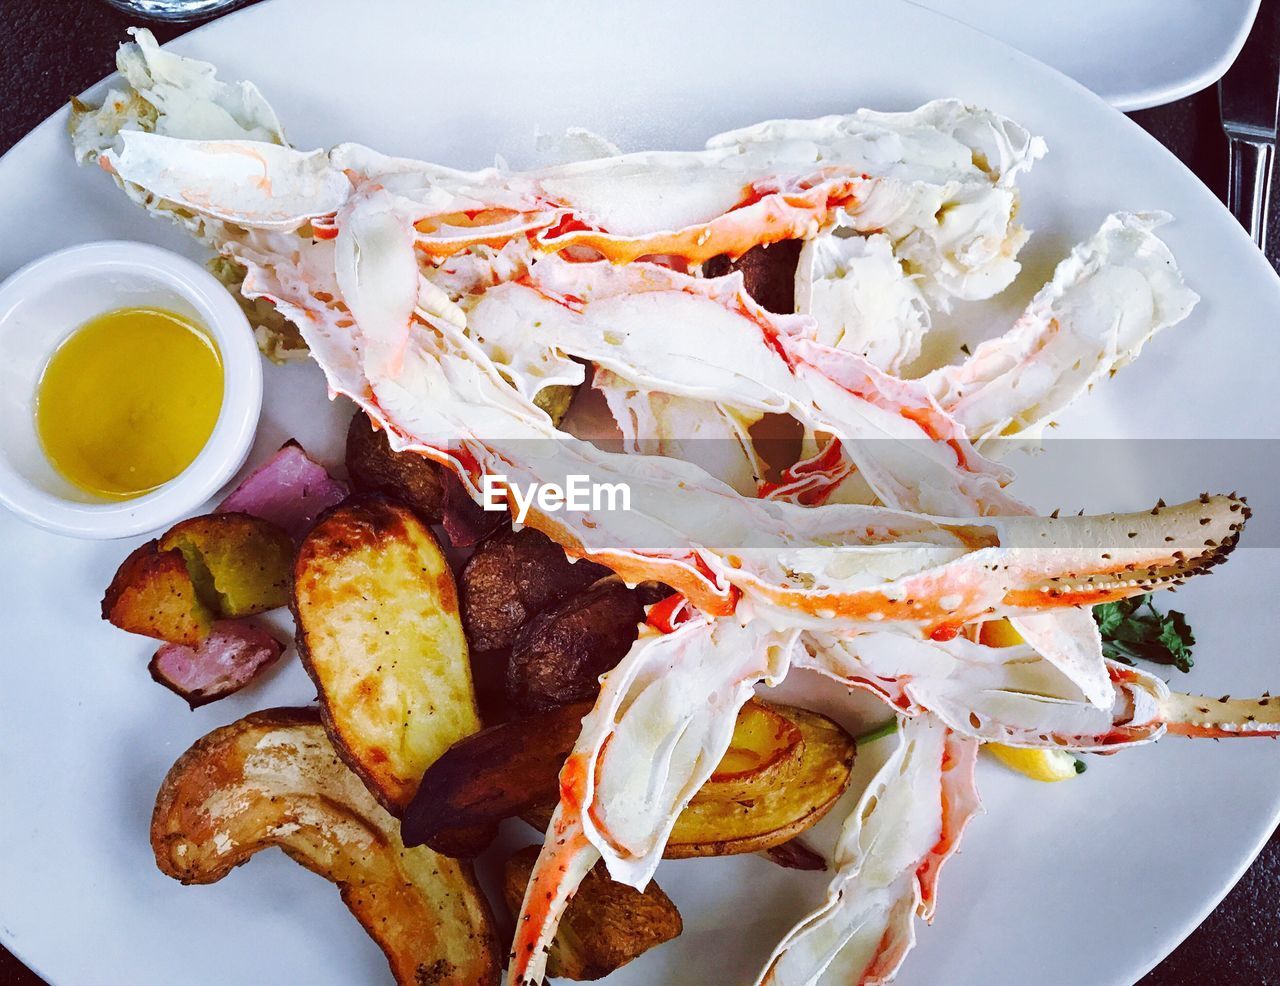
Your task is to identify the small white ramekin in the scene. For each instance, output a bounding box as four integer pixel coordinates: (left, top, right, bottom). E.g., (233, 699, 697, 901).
(0, 241, 262, 539)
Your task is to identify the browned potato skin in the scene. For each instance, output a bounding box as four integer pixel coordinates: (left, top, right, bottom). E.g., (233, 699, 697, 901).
(401, 702, 593, 853)
(502, 846, 682, 980)
(159, 512, 293, 618)
(345, 410, 446, 522)
(293, 496, 481, 814)
(507, 581, 644, 714)
(703, 239, 803, 314)
(101, 540, 213, 645)
(461, 526, 610, 653)
(522, 704, 855, 859)
(151, 708, 499, 986)
(660, 705, 853, 857)
(409, 699, 854, 860)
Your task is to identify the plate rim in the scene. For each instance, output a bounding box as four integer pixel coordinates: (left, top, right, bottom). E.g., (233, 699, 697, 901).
(1, 1, 1278, 984)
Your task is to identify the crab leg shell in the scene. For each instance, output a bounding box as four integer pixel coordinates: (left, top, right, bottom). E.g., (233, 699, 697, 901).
(510, 257, 1018, 515)
(797, 632, 1166, 751)
(510, 616, 796, 983)
(736, 494, 1245, 631)
(536, 174, 859, 265)
(574, 615, 797, 886)
(1008, 608, 1112, 710)
(507, 805, 599, 986)
(1161, 691, 1280, 737)
(103, 132, 350, 230)
(758, 715, 980, 986)
(920, 211, 1199, 444)
(70, 27, 285, 165)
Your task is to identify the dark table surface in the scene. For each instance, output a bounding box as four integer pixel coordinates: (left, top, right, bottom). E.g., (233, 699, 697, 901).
(2, 2, 1279, 984)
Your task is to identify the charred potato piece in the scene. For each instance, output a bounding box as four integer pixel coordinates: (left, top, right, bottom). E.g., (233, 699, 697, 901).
(507, 581, 644, 714)
(440, 473, 505, 548)
(159, 512, 293, 618)
(503, 846, 681, 980)
(345, 410, 446, 522)
(461, 527, 610, 652)
(152, 708, 499, 986)
(402, 702, 593, 853)
(293, 497, 481, 812)
(101, 540, 214, 646)
(522, 704, 855, 858)
(693, 699, 805, 803)
(763, 838, 827, 871)
(702, 240, 803, 314)
(410, 698, 852, 861)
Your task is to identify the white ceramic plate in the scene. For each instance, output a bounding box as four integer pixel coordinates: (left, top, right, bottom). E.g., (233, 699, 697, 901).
(2, 1, 1280, 984)
(917, 0, 1261, 111)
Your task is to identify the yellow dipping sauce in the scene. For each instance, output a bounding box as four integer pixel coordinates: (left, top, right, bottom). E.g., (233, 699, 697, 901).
(35, 307, 224, 500)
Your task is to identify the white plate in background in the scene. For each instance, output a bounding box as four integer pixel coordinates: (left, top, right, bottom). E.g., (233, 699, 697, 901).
(1, 1, 1279, 984)
(918, 0, 1261, 110)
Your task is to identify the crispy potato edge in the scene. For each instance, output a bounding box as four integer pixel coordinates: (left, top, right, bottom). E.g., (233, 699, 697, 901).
(150, 706, 501, 986)
(291, 495, 479, 816)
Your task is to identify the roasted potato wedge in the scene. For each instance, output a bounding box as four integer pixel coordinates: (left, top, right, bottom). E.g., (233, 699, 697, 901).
(345, 410, 446, 522)
(293, 497, 481, 812)
(692, 698, 805, 803)
(461, 527, 610, 652)
(659, 705, 853, 857)
(402, 702, 593, 853)
(101, 540, 214, 646)
(151, 708, 499, 986)
(507, 581, 644, 713)
(523, 704, 853, 857)
(502, 846, 681, 980)
(409, 698, 853, 859)
(159, 512, 293, 618)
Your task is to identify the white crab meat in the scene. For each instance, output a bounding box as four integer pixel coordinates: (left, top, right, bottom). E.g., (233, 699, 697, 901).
(795, 228, 930, 372)
(759, 715, 980, 986)
(922, 211, 1200, 444)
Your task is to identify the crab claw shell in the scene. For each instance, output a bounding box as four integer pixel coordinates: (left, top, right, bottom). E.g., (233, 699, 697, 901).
(994, 493, 1247, 609)
(103, 131, 350, 230)
(1161, 691, 1280, 737)
(758, 715, 981, 986)
(736, 494, 1246, 631)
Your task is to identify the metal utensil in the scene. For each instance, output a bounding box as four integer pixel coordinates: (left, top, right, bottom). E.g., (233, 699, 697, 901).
(1218, 3, 1280, 253)
(99, 0, 250, 23)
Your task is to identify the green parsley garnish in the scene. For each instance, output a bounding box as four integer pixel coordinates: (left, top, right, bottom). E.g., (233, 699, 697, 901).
(853, 718, 900, 744)
(1093, 594, 1195, 673)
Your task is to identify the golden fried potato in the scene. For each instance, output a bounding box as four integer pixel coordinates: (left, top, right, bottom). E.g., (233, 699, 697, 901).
(502, 846, 681, 980)
(409, 697, 853, 860)
(345, 410, 446, 522)
(151, 708, 499, 986)
(293, 497, 481, 812)
(694, 698, 805, 803)
(158, 512, 293, 618)
(101, 540, 214, 646)
(661, 705, 854, 857)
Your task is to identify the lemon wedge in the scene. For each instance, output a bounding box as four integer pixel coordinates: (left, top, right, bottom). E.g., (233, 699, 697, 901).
(987, 744, 1083, 782)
